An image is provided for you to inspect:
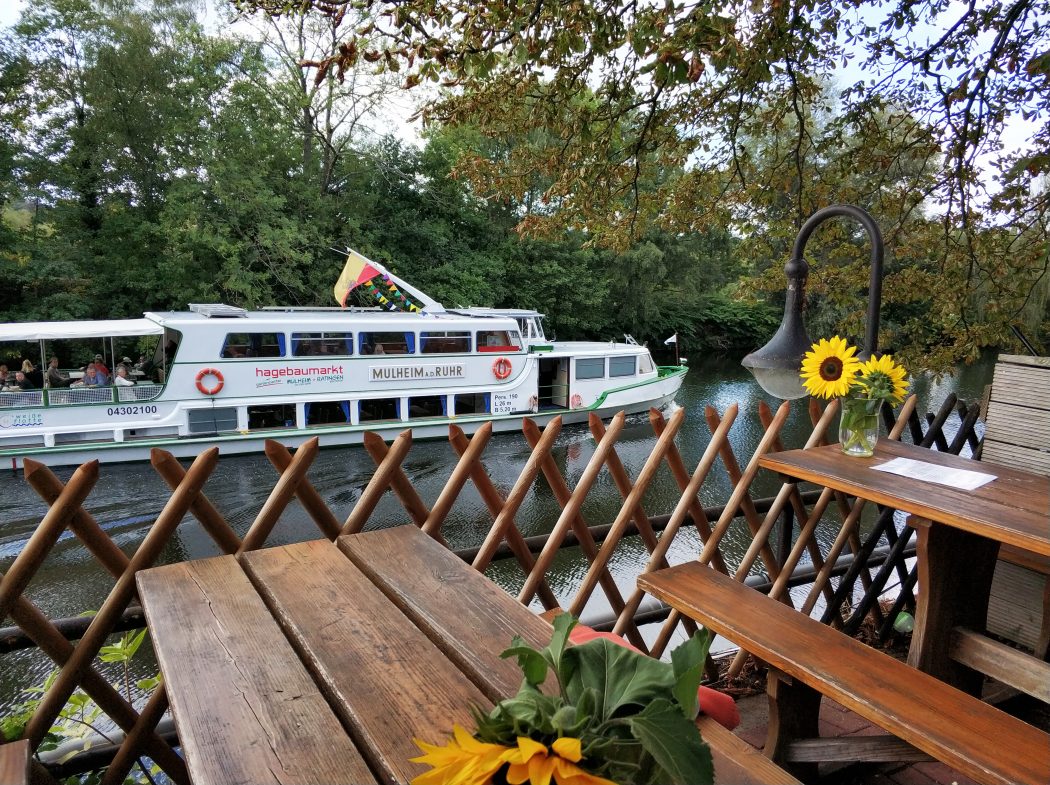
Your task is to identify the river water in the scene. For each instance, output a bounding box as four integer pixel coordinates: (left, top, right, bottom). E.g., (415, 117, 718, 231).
(0, 352, 996, 714)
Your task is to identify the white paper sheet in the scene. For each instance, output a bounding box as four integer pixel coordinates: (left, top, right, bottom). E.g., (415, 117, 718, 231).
(871, 457, 997, 490)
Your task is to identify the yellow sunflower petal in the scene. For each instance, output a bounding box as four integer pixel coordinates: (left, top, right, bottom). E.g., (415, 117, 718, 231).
(551, 737, 582, 762)
(551, 758, 620, 785)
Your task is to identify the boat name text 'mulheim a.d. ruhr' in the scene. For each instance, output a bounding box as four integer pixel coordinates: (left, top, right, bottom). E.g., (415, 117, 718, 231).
(0, 251, 687, 468)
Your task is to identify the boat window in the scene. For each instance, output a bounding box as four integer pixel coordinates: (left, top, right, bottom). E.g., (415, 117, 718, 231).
(222, 332, 285, 358)
(188, 407, 239, 434)
(359, 332, 413, 355)
(292, 332, 353, 357)
(420, 331, 471, 354)
(455, 393, 489, 415)
(639, 353, 655, 374)
(408, 395, 446, 419)
(248, 404, 296, 429)
(609, 356, 636, 377)
(305, 401, 351, 426)
(359, 397, 400, 422)
(575, 358, 605, 380)
(476, 330, 522, 352)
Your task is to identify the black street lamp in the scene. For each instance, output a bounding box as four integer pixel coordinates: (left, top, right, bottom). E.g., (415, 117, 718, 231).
(742, 205, 885, 399)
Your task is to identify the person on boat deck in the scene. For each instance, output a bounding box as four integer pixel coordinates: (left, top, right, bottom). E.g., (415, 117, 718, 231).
(46, 357, 72, 388)
(114, 366, 135, 386)
(134, 354, 147, 370)
(10, 370, 33, 390)
(22, 360, 44, 388)
(0, 366, 8, 387)
(93, 354, 110, 378)
(75, 363, 106, 387)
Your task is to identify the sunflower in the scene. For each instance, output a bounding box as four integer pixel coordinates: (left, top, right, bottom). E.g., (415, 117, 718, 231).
(410, 725, 514, 785)
(800, 336, 861, 399)
(856, 354, 909, 405)
(504, 737, 618, 785)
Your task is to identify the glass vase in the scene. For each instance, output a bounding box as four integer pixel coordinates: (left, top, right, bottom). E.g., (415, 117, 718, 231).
(839, 397, 881, 457)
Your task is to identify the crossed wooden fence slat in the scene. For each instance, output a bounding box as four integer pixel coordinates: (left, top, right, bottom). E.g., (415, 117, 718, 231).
(0, 394, 983, 781)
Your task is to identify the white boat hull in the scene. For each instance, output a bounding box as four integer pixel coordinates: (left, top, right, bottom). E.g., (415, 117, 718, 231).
(0, 372, 683, 470)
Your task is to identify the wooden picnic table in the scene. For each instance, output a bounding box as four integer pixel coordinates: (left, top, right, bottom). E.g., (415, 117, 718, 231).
(759, 439, 1050, 696)
(137, 524, 798, 785)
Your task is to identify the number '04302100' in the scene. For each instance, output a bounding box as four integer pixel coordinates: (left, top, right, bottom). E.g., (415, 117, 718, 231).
(106, 405, 158, 416)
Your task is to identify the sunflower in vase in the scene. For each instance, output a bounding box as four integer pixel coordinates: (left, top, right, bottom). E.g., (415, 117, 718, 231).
(800, 336, 909, 457)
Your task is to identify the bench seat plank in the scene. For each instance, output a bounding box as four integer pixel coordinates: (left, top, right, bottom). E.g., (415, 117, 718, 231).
(638, 562, 1050, 785)
(136, 557, 375, 785)
(0, 740, 30, 785)
(240, 539, 493, 784)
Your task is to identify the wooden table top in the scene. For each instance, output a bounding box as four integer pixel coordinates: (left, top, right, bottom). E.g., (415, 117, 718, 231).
(759, 440, 1050, 556)
(137, 526, 555, 785)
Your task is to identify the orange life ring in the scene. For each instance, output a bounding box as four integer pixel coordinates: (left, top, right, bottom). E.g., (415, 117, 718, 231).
(492, 357, 513, 380)
(195, 368, 224, 395)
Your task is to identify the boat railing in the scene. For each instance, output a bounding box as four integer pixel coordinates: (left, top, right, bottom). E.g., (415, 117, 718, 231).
(0, 390, 44, 408)
(115, 383, 164, 402)
(35, 383, 165, 407)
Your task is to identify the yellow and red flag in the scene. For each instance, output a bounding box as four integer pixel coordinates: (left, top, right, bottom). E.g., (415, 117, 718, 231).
(333, 250, 381, 307)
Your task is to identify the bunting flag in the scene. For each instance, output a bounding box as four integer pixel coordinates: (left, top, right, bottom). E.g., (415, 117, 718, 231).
(333, 250, 382, 307)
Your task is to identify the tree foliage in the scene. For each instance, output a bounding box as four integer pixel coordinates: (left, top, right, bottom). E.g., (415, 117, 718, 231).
(237, 0, 1050, 367)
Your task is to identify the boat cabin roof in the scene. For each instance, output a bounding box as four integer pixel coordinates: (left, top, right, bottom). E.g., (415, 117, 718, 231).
(143, 308, 523, 331)
(0, 318, 165, 342)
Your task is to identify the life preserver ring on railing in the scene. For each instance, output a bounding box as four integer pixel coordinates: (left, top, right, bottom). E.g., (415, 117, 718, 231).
(195, 368, 224, 395)
(492, 357, 513, 380)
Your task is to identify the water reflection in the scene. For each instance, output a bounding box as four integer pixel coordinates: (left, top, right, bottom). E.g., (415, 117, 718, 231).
(0, 352, 996, 712)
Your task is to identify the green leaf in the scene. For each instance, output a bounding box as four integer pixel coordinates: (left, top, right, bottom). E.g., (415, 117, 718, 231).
(562, 638, 675, 720)
(670, 629, 711, 718)
(627, 699, 714, 785)
(501, 636, 549, 686)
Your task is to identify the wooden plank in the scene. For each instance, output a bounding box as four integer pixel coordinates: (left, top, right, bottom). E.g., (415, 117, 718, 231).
(782, 736, 931, 763)
(337, 525, 556, 700)
(984, 402, 1050, 446)
(240, 539, 492, 784)
(950, 627, 1050, 702)
(638, 562, 1050, 785)
(695, 716, 802, 785)
(981, 441, 1050, 476)
(136, 557, 374, 785)
(0, 740, 30, 785)
(996, 354, 1050, 369)
(987, 560, 1048, 652)
(759, 441, 1050, 556)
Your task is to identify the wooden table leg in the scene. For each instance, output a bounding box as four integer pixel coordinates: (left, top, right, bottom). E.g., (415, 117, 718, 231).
(907, 516, 1000, 694)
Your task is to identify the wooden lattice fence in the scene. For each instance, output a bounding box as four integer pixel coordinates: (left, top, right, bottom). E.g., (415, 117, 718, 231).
(0, 391, 983, 782)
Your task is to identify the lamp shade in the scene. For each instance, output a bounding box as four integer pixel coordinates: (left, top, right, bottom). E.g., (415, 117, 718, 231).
(742, 256, 812, 400)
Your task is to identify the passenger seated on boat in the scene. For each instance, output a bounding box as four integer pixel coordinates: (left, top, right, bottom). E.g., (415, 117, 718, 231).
(0, 367, 8, 387)
(114, 366, 135, 386)
(73, 363, 107, 388)
(46, 357, 72, 388)
(93, 354, 110, 378)
(8, 370, 33, 390)
(22, 360, 44, 388)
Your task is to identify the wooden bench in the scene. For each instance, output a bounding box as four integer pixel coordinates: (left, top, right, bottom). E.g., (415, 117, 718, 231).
(981, 354, 1050, 659)
(638, 561, 1050, 785)
(0, 740, 30, 785)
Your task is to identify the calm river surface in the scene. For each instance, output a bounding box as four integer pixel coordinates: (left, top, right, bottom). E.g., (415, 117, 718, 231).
(0, 352, 996, 713)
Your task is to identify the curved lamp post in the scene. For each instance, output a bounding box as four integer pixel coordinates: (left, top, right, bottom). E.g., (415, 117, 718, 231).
(742, 205, 885, 399)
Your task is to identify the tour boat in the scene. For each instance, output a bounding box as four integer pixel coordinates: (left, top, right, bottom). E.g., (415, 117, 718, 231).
(0, 255, 686, 468)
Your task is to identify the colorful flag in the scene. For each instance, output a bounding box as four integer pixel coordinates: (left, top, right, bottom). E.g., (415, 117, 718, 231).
(333, 250, 382, 307)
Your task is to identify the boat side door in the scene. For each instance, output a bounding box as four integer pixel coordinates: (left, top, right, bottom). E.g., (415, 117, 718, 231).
(538, 357, 569, 409)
